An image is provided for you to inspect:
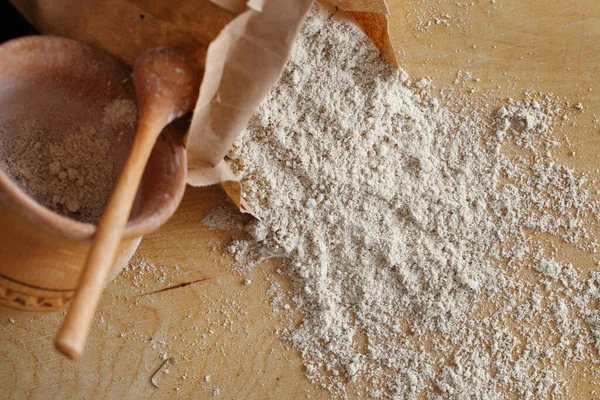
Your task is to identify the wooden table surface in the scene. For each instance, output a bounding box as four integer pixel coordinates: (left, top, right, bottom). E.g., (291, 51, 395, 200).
(3, 0, 600, 398)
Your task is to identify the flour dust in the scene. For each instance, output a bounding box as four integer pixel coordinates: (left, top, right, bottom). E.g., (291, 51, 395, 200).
(226, 5, 600, 399)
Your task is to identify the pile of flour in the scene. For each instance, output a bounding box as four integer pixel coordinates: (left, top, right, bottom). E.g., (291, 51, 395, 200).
(228, 5, 600, 398)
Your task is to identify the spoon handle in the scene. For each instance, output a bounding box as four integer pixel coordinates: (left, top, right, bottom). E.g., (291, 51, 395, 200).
(55, 117, 162, 360)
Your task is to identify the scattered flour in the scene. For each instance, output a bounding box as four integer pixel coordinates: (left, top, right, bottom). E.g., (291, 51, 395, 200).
(201, 203, 248, 231)
(102, 98, 137, 128)
(123, 256, 167, 288)
(227, 5, 600, 399)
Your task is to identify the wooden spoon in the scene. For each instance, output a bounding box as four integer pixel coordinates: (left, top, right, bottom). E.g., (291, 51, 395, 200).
(55, 48, 199, 359)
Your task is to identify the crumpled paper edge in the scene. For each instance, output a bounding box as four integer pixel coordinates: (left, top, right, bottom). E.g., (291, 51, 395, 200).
(184, 158, 253, 213)
(329, 0, 398, 68)
(186, 0, 313, 216)
(350, 9, 398, 68)
(210, 0, 262, 13)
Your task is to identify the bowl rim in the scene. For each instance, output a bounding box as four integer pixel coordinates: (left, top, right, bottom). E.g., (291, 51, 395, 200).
(0, 35, 188, 241)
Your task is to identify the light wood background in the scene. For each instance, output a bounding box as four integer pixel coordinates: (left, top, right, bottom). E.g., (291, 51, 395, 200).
(2, 0, 600, 398)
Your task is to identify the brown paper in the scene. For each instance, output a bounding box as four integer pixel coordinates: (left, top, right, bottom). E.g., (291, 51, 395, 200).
(210, 0, 253, 13)
(351, 10, 398, 68)
(325, 0, 398, 67)
(185, 0, 312, 213)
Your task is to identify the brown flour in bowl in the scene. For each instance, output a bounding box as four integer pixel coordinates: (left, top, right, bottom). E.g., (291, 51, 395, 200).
(0, 98, 136, 224)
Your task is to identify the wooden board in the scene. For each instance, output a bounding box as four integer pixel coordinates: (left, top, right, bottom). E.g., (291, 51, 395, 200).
(2, 0, 600, 398)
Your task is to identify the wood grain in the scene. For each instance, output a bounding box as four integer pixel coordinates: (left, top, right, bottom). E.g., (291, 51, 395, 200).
(0, 186, 318, 399)
(2, 0, 600, 398)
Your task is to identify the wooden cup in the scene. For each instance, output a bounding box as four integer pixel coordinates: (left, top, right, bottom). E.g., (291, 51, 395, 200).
(0, 36, 187, 312)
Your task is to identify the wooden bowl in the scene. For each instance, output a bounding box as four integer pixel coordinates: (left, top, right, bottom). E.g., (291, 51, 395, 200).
(0, 36, 187, 312)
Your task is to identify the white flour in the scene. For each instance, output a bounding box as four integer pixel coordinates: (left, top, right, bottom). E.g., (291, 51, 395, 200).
(227, 5, 600, 399)
(201, 203, 248, 231)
